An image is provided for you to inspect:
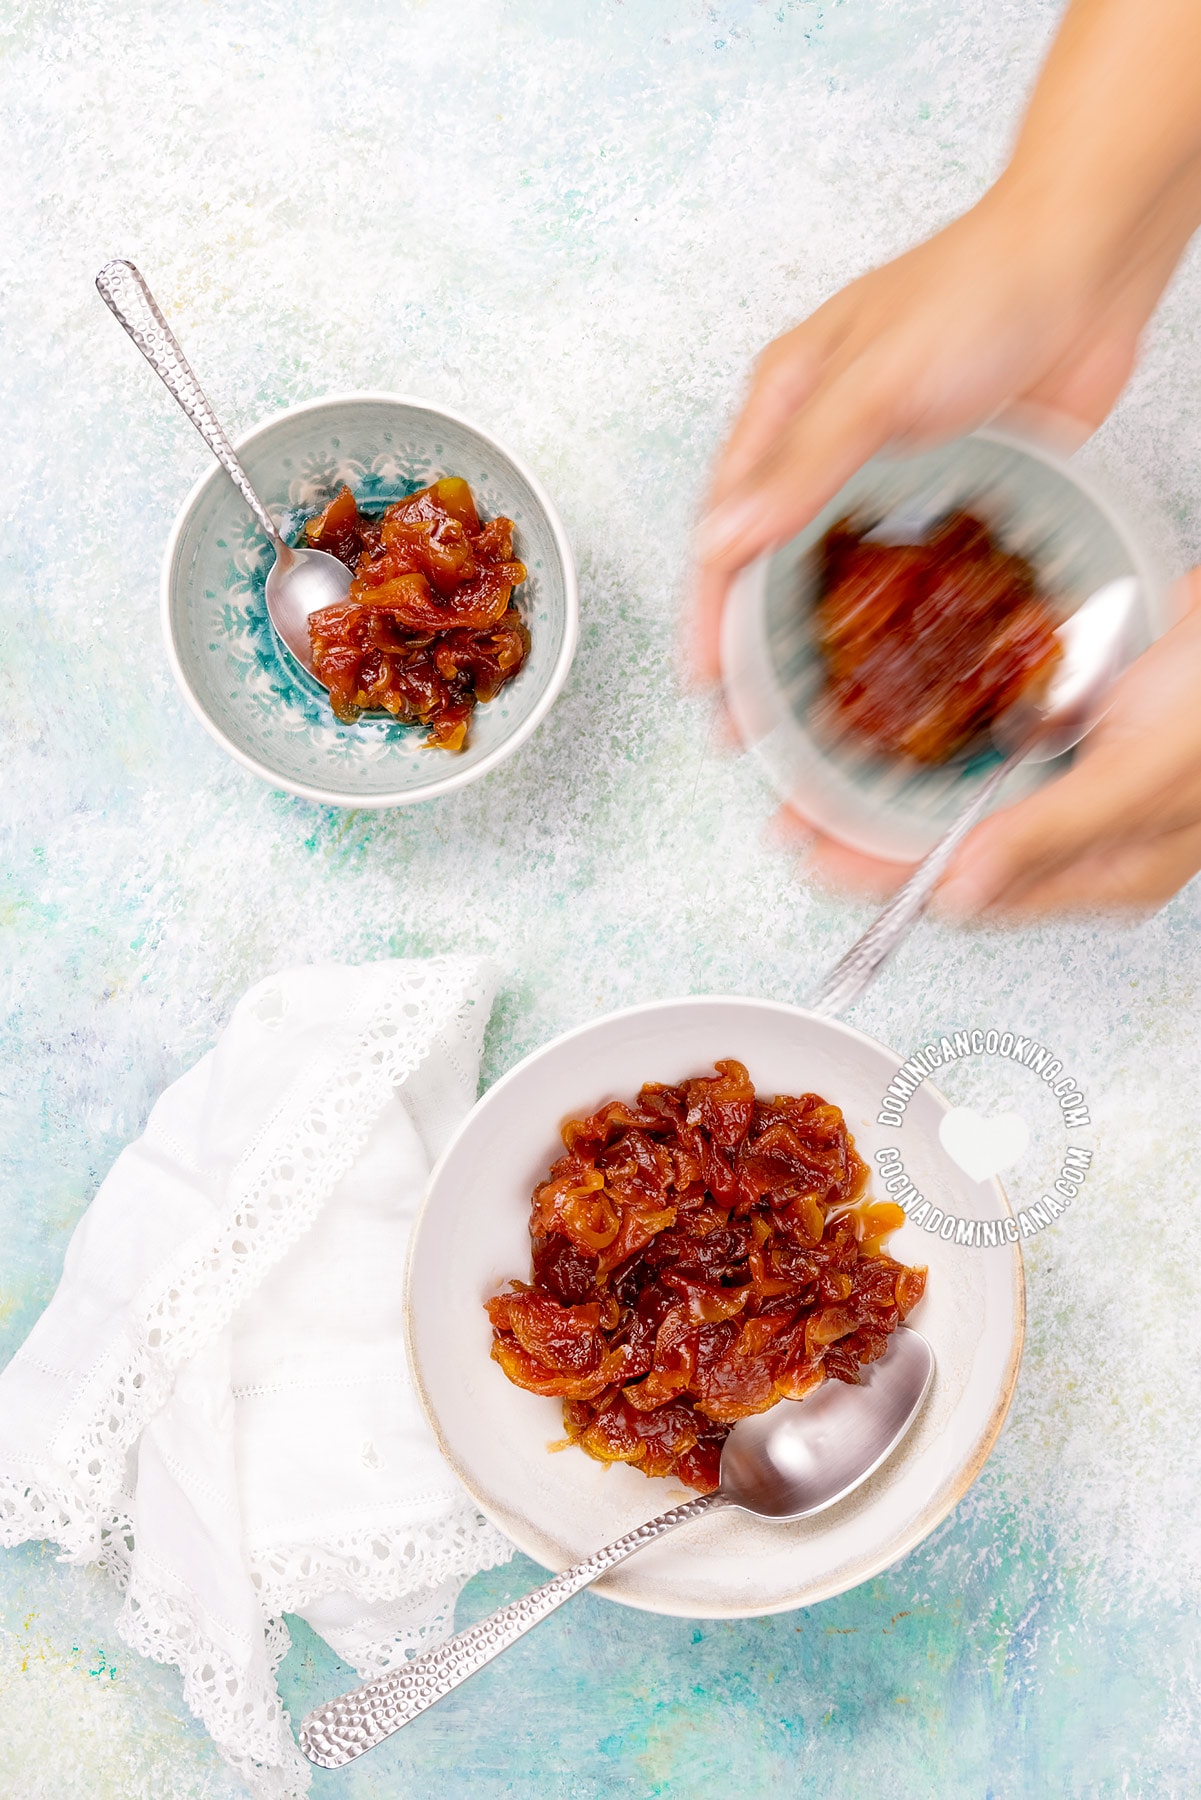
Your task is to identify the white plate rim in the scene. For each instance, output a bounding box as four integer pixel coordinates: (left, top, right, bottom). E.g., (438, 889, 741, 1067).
(405, 994, 1026, 1617)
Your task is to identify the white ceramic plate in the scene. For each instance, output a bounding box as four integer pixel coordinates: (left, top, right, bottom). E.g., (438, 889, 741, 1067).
(406, 997, 1024, 1618)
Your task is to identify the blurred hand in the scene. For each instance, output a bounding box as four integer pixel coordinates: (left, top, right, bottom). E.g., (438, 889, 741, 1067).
(691, 173, 1201, 916)
(765, 570, 1201, 917)
(691, 183, 1186, 682)
(931, 569, 1201, 917)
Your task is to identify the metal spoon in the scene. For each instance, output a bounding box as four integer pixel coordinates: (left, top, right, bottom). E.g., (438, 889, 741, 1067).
(808, 575, 1142, 1017)
(298, 1325, 933, 1768)
(95, 259, 350, 677)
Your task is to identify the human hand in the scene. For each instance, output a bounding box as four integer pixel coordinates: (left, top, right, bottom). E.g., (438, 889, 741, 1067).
(768, 569, 1201, 917)
(688, 0, 1201, 919)
(690, 181, 1185, 685)
(928, 569, 1201, 917)
(691, 175, 1201, 916)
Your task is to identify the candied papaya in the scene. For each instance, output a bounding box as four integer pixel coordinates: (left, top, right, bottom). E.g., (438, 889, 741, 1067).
(812, 509, 1061, 764)
(302, 479, 529, 748)
(486, 1060, 927, 1493)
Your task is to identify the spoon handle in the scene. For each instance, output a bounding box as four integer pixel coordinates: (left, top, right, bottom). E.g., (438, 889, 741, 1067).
(299, 1492, 720, 1767)
(808, 745, 1026, 1018)
(95, 258, 279, 544)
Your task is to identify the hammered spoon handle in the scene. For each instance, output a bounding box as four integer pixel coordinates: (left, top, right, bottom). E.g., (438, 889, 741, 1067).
(95, 258, 279, 543)
(299, 1493, 719, 1767)
(808, 745, 1023, 1017)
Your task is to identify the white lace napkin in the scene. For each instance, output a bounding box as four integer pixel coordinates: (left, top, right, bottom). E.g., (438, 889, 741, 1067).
(0, 958, 513, 1797)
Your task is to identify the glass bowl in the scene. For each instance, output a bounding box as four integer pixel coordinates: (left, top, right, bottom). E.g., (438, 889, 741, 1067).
(720, 425, 1171, 862)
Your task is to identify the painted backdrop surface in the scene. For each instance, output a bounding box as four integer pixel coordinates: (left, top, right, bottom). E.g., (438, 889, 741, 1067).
(2, 1, 1200, 1794)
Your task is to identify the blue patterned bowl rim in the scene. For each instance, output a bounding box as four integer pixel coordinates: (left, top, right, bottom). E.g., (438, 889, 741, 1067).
(160, 391, 579, 807)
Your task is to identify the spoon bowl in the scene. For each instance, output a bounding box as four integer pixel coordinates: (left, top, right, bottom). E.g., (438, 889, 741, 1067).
(160, 392, 578, 807)
(995, 575, 1141, 763)
(719, 1325, 934, 1518)
(299, 1327, 935, 1767)
(263, 538, 351, 677)
(810, 571, 1145, 1016)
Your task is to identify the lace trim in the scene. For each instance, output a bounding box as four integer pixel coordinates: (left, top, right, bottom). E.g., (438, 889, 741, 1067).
(0, 957, 500, 1795)
(249, 1505, 514, 1640)
(118, 1575, 310, 1800)
(3, 958, 492, 1555)
(0, 1467, 98, 1560)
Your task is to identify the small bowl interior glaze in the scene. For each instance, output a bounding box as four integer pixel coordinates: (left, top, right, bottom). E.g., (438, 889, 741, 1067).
(162, 393, 577, 807)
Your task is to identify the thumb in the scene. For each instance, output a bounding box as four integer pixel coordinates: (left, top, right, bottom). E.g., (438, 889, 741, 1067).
(934, 747, 1142, 916)
(936, 566, 1201, 915)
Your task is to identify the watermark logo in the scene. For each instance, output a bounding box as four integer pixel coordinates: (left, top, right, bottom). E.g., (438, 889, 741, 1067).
(874, 1028, 1093, 1248)
(938, 1106, 1028, 1182)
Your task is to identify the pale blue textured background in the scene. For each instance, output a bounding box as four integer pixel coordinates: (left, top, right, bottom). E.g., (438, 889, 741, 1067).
(3, 1, 1201, 1794)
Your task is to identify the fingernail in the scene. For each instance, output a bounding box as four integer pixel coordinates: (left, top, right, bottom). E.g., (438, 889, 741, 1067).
(693, 495, 760, 563)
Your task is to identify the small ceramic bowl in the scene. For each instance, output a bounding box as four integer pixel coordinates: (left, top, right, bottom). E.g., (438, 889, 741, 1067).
(405, 996, 1024, 1619)
(721, 425, 1170, 863)
(162, 393, 578, 807)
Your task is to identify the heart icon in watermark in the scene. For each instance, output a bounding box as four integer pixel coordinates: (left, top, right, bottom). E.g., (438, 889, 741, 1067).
(938, 1107, 1030, 1182)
